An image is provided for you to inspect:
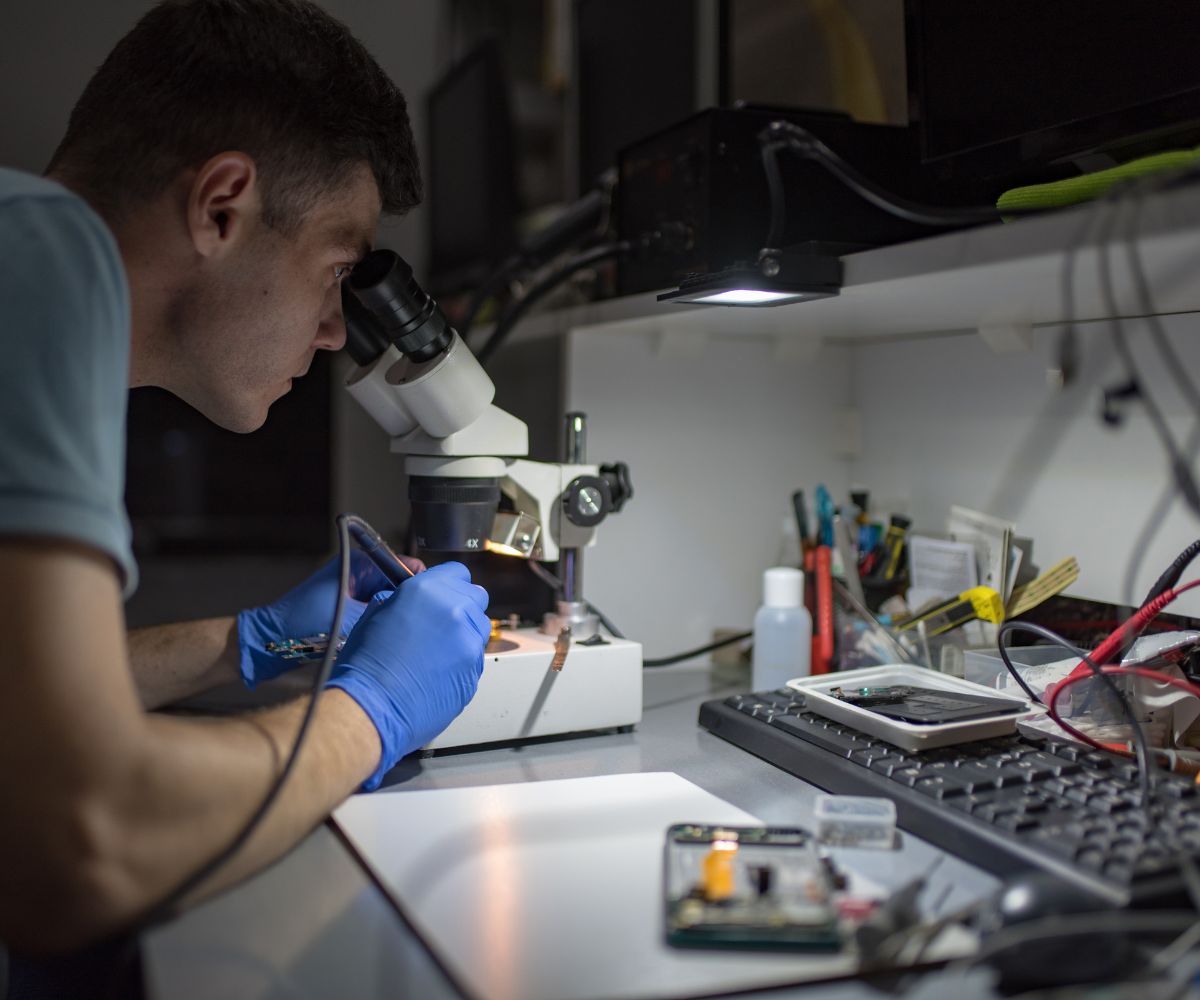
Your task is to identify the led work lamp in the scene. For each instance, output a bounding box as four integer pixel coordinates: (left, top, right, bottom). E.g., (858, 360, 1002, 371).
(657, 250, 843, 307)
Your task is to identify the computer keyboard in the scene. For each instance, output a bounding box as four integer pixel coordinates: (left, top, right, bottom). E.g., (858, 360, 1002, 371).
(700, 689, 1200, 906)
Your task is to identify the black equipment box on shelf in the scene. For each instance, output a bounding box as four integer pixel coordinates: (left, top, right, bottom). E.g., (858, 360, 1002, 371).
(616, 106, 965, 297)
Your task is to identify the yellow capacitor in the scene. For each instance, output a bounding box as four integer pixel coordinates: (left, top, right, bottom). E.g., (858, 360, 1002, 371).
(701, 840, 739, 901)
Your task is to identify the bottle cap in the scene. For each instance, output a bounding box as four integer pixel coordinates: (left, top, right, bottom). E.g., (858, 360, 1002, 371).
(763, 566, 803, 608)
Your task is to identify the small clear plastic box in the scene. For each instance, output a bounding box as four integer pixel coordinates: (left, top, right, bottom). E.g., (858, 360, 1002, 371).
(814, 795, 897, 849)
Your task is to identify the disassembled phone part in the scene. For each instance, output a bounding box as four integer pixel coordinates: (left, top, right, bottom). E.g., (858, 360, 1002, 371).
(829, 684, 1027, 725)
(663, 824, 843, 951)
(789, 665, 1031, 752)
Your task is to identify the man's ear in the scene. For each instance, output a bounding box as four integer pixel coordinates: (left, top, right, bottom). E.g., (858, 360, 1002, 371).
(186, 152, 260, 258)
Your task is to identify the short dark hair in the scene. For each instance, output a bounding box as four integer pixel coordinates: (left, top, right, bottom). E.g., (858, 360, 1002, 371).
(47, 0, 421, 230)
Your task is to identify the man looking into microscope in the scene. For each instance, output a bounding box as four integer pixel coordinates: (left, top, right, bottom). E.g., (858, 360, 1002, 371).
(0, 0, 488, 988)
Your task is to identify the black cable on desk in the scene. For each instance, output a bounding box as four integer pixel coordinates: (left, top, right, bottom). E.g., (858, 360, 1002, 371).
(997, 620, 1153, 806)
(643, 631, 753, 669)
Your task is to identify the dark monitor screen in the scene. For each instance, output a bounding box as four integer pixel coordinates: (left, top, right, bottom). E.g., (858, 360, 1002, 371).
(427, 41, 519, 294)
(575, 0, 725, 195)
(909, 0, 1200, 176)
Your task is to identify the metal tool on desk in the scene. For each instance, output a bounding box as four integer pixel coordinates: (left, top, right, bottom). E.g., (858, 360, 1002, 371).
(338, 251, 642, 750)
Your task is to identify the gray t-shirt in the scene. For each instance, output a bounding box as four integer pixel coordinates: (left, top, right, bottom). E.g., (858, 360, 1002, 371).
(0, 168, 136, 594)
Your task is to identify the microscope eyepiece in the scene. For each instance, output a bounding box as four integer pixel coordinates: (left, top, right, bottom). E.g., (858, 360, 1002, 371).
(348, 250, 455, 363)
(341, 286, 391, 367)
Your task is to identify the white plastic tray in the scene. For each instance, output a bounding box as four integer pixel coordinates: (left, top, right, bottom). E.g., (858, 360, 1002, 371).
(787, 664, 1030, 752)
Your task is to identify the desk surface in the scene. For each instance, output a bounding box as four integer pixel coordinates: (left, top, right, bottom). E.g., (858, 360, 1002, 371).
(143, 667, 1006, 999)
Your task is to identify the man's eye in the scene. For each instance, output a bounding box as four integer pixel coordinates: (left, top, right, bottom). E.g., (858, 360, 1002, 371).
(334, 264, 352, 283)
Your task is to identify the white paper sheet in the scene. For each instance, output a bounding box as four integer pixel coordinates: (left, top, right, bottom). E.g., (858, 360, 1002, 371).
(947, 505, 1015, 599)
(907, 534, 979, 612)
(333, 772, 866, 1000)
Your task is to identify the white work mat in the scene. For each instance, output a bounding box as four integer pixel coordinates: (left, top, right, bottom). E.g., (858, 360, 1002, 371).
(333, 771, 865, 1000)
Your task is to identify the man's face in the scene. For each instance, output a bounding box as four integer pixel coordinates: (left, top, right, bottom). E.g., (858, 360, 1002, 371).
(168, 164, 381, 433)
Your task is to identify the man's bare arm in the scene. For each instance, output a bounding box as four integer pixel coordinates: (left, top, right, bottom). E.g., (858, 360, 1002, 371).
(0, 540, 380, 954)
(127, 617, 241, 708)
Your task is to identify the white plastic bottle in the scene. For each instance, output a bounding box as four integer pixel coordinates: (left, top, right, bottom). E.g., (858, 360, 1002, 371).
(751, 567, 813, 691)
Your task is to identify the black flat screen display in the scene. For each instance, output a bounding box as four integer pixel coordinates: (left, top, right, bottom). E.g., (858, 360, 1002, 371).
(909, 0, 1200, 176)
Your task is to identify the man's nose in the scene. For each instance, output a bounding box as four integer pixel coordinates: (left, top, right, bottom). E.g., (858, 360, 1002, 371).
(314, 297, 348, 352)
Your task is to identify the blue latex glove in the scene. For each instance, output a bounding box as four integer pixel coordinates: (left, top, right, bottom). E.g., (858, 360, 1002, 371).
(326, 562, 490, 790)
(236, 550, 425, 688)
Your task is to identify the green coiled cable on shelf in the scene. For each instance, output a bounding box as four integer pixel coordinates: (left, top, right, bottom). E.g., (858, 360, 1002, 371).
(996, 146, 1200, 217)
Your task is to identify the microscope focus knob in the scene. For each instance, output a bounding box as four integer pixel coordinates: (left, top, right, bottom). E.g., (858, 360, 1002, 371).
(563, 476, 611, 528)
(599, 462, 633, 512)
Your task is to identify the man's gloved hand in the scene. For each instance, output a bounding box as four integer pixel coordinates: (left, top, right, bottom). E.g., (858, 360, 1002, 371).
(236, 550, 425, 688)
(326, 562, 490, 790)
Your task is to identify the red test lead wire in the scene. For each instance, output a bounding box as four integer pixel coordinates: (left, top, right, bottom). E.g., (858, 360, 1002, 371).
(1047, 579, 1200, 703)
(1046, 664, 1200, 756)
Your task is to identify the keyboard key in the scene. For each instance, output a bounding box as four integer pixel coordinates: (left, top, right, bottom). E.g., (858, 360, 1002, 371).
(1105, 860, 1135, 884)
(768, 715, 858, 757)
(891, 767, 925, 788)
(950, 764, 1005, 792)
(1135, 856, 1174, 877)
(1161, 781, 1198, 799)
(974, 800, 1021, 823)
(1029, 835, 1079, 859)
(1115, 762, 1141, 782)
(867, 755, 910, 777)
(1111, 841, 1141, 862)
(1011, 755, 1058, 780)
(914, 776, 968, 800)
(997, 814, 1040, 833)
(1089, 795, 1133, 814)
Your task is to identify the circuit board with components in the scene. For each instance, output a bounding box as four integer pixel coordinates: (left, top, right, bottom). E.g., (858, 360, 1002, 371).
(267, 620, 519, 660)
(264, 634, 344, 660)
(663, 824, 843, 951)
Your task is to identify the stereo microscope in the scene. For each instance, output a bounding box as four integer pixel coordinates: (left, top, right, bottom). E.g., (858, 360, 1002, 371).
(340, 250, 642, 751)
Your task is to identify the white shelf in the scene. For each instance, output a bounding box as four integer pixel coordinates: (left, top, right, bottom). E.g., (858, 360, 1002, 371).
(505, 180, 1200, 346)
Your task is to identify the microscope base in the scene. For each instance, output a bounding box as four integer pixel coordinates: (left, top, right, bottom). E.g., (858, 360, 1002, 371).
(425, 628, 643, 750)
